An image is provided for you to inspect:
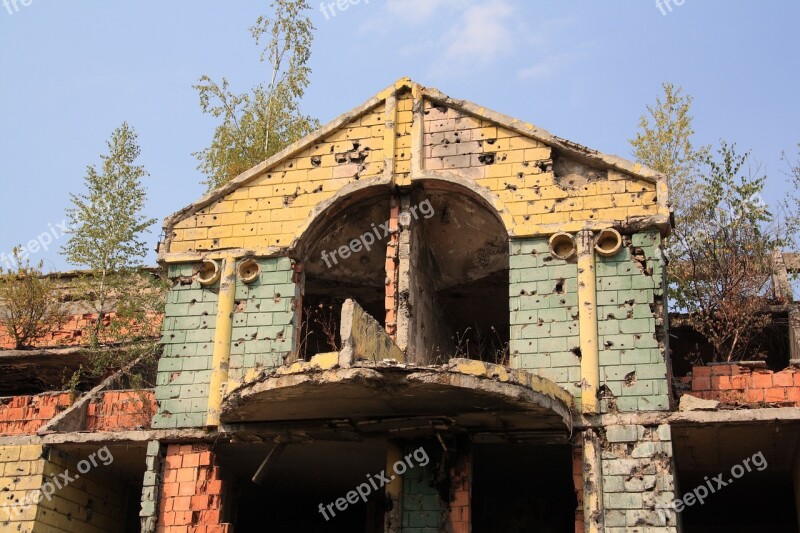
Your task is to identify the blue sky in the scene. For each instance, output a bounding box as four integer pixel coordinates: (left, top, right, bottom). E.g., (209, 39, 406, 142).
(1, 0, 798, 271)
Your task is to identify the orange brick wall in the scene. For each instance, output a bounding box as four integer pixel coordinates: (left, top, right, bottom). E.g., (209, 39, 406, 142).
(0, 393, 71, 435)
(690, 364, 800, 406)
(0, 312, 163, 349)
(447, 449, 471, 533)
(157, 444, 231, 533)
(87, 390, 156, 431)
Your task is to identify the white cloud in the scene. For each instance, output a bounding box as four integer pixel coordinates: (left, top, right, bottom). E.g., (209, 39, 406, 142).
(517, 53, 577, 80)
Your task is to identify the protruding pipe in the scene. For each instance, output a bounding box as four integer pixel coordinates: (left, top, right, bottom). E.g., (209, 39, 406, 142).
(577, 229, 600, 413)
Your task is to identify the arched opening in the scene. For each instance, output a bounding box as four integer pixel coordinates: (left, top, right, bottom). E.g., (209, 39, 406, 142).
(405, 180, 509, 364)
(294, 187, 392, 360)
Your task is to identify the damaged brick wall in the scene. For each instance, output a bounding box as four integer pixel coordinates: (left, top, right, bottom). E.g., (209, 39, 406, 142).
(402, 457, 446, 533)
(446, 449, 472, 533)
(0, 445, 44, 532)
(0, 393, 71, 435)
(154, 264, 218, 429)
(597, 231, 669, 412)
(228, 257, 296, 382)
(689, 363, 800, 406)
(36, 447, 129, 532)
(86, 390, 156, 431)
(601, 424, 678, 531)
(510, 231, 669, 412)
(509, 238, 581, 398)
(157, 444, 231, 533)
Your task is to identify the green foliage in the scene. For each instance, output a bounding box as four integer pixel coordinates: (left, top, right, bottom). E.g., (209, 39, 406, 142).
(195, 0, 319, 191)
(0, 249, 64, 349)
(629, 82, 709, 222)
(63, 122, 155, 273)
(670, 142, 781, 362)
(62, 123, 162, 384)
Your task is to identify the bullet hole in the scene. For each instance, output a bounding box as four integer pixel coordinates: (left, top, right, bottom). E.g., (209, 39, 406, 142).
(312, 185, 323, 193)
(604, 340, 614, 348)
(624, 371, 637, 386)
(607, 313, 616, 320)
(485, 138, 497, 145)
(310, 156, 321, 167)
(517, 172, 524, 179)
(478, 153, 496, 165)
(505, 183, 518, 191)
(554, 278, 565, 294)
(571, 347, 582, 359)
(536, 161, 550, 173)
(433, 104, 448, 113)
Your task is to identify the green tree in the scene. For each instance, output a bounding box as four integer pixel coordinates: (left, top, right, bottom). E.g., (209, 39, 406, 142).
(630, 82, 709, 222)
(195, 0, 319, 191)
(0, 249, 64, 349)
(62, 122, 162, 372)
(671, 142, 783, 362)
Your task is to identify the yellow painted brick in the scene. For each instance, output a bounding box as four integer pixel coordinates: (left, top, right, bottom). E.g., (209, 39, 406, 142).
(231, 224, 256, 237)
(242, 236, 271, 248)
(553, 197, 584, 212)
(612, 193, 645, 207)
(248, 185, 275, 199)
(473, 126, 498, 140)
(371, 125, 386, 137)
(208, 200, 234, 214)
(524, 147, 551, 161)
(216, 237, 244, 249)
(596, 181, 628, 194)
(395, 135, 411, 149)
(271, 206, 308, 222)
(174, 217, 196, 229)
(360, 110, 384, 126)
(232, 199, 258, 212)
(540, 212, 572, 225)
(508, 135, 541, 150)
(182, 228, 208, 241)
(308, 167, 333, 181)
(216, 211, 248, 225)
(227, 188, 250, 201)
(524, 175, 553, 188)
(257, 198, 281, 211)
(485, 163, 514, 179)
(170, 241, 192, 253)
(397, 98, 413, 111)
(396, 111, 413, 125)
(0, 447, 21, 462)
(582, 195, 616, 209)
(631, 204, 659, 215)
(626, 180, 655, 193)
(395, 160, 411, 174)
(497, 150, 525, 164)
(279, 169, 310, 184)
(594, 207, 629, 220)
(257, 222, 284, 234)
(537, 186, 570, 200)
(244, 209, 270, 223)
(527, 200, 557, 215)
(506, 201, 528, 216)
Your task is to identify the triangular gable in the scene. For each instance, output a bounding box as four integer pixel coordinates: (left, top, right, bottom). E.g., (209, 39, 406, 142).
(161, 78, 668, 260)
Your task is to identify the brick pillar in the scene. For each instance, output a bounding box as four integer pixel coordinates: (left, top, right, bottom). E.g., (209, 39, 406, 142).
(572, 439, 584, 533)
(157, 443, 232, 533)
(385, 195, 400, 340)
(447, 448, 472, 533)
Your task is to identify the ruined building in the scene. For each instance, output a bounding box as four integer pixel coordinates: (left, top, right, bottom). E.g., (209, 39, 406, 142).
(1, 78, 799, 532)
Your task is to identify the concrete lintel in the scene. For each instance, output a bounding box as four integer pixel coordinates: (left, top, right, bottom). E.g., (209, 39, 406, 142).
(576, 406, 800, 429)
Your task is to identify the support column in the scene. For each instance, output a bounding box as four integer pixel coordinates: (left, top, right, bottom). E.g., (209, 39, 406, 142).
(140, 440, 162, 533)
(582, 428, 605, 533)
(577, 229, 600, 413)
(395, 194, 412, 358)
(206, 257, 236, 427)
(447, 446, 472, 533)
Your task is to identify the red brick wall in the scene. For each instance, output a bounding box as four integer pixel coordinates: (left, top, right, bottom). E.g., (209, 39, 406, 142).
(0, 392, 71, 435)
(158, 444, 232, 533)
(0, 312, 163, 349)
(690, 364, 800, 406)
(87, 390, 156, 431)
(447, 449, 472, 533)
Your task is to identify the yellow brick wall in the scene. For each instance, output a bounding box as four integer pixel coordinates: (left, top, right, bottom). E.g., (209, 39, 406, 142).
(165, 81, 664, 256)
(0, 446, 129, 533)
(0, 445, 44, 533)
(34, 448, 128, 533)
(170, 103, 387, 253)
(420, 100, 658, 235)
